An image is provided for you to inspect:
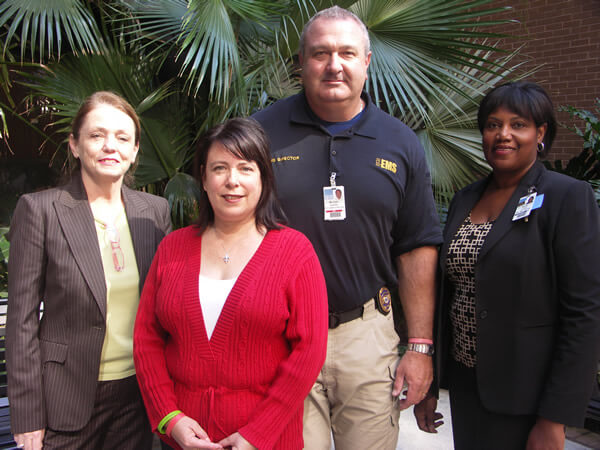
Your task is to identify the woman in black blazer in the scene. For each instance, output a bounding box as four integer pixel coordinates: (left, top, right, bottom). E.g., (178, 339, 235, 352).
(415, 81, 600, 449)
(7, 92, 171, 449)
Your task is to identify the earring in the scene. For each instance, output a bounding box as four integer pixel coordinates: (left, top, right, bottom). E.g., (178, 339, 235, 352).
(537, 142, 545, 153)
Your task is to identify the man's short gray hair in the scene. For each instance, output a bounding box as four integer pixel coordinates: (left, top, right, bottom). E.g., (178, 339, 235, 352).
(298, 6, 370, 58)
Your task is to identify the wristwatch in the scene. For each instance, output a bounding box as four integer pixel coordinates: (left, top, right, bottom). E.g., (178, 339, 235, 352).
(406, 342, 434, 356)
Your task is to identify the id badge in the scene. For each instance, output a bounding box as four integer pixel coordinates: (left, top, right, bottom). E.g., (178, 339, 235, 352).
(512, 192, 537, 221)
(323, 186, 346, 220)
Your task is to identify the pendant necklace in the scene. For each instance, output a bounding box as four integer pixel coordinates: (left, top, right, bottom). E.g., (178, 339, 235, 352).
(221, 242, 231, 264)
(214, 230, 232, 264)
(94, 208, 125, 272)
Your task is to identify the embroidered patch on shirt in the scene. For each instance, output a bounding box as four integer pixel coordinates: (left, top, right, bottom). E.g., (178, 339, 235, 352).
(375, 157, 397, 173)
(271, 155, 300, 163)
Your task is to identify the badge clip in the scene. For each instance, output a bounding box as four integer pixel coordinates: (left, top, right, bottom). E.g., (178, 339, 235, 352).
(323, 172, 346, 221)
(513, 186, 544, 222)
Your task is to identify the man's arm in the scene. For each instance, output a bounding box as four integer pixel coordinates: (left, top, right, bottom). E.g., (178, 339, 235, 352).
(392, 245, 437, 410)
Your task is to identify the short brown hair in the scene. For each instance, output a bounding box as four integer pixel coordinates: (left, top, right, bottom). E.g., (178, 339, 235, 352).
(193, 117, 286, 231)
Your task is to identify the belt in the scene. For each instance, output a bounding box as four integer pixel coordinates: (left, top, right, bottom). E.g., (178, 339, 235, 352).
(328, 304, 365, 329)
(328, 286, 392, 329)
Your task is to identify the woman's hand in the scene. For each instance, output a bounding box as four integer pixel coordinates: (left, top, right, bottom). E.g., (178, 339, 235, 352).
(413, 393, 444, 433)
(170, 416, 223, 449)
(525, 417, 565, 450)
(14, 429, 45, 450)
(218, 432, 257, 450)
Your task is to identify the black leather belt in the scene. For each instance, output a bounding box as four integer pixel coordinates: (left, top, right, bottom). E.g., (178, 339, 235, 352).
(328, 287, 392, 329)
(328, 304, 364, 329)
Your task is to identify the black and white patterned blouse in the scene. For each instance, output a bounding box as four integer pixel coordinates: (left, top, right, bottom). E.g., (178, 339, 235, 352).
(445, 214, 494, 368)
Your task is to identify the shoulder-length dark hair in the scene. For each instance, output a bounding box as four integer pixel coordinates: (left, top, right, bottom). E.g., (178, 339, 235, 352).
(193, 117, 286, 231)
(477, 81, 557, 157)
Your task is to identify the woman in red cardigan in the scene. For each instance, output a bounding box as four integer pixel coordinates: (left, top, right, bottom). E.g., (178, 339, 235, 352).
(134, 118, 328, 450)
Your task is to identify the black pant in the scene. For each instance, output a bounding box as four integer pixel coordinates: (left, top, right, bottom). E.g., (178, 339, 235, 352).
(44, 375, 153, 450)
(449, 360, 536, 450)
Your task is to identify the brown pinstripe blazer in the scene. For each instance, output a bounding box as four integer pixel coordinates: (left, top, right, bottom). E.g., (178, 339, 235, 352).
(6, 174, 171, 434)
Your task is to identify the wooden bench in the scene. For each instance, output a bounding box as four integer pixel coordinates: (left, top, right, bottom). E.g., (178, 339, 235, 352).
(0, 297, 16, 448)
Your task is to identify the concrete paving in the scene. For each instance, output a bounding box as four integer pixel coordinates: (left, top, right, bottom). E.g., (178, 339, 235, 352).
(397, 389, 453, 450)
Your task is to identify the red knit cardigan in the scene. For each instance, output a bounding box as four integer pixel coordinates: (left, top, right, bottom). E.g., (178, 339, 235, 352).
(134, 225, 328, 449)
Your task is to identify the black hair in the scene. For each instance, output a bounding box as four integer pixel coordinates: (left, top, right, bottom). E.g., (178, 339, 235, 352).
(477, 81, 557, 157)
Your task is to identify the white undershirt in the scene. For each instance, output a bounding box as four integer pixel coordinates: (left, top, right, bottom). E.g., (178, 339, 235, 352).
(199, 274, 237, 339)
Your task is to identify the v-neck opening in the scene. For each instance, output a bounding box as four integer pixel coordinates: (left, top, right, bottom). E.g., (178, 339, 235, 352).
(185, 228, 275, 357)
(199, 275, 237, 341)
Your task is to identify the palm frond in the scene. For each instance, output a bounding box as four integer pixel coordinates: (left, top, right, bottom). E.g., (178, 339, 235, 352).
(0, 107, 8, 140)
(0, 0, 102, 62)
(20, 44, 195, 186)
(238, 44, 301, 114)
(111, 0, 188, 56)
(355, 0, 517, 123)
(163, 172, 203, 229)
(417, 44, 535, 203)
(135, 97, 195, 187)
(122, 0, 292, 103)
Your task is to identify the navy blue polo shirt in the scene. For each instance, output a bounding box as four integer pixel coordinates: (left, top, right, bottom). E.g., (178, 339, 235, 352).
(254, 92, 442, 313)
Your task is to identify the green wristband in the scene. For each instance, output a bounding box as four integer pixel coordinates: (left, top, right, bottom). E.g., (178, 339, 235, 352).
(158, 410, 183, 434)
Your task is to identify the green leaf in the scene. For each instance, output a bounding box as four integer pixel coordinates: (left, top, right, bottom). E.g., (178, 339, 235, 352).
(0, 227, 9, 262)
(0, 107, 8, 140)
(0, 0, 103, 62)
(3, 0, 535, 213)
(21, 44, 195, 186)
(359, 0, 516, 123)
(415, 44, 531, 200)
(164, 172, 203, 229)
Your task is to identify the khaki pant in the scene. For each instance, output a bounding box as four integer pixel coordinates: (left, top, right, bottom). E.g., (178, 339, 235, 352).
(303, 299, 401, 450)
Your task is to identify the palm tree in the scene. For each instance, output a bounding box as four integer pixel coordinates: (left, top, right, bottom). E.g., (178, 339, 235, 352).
(1, 0, 526, 225)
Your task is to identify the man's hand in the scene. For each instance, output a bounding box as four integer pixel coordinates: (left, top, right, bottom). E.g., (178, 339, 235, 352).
(218, 432, 257, 450)
(14, 429, 45, 450)
(413, 393, 443, 433)
(526, 417, 565, 450)
(394, 246, 437, 409)
(392, 350, 433, 410)
(170, 416, 223, 449)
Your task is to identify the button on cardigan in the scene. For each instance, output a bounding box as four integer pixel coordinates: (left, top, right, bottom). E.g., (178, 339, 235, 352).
(134, 225, 328, 449)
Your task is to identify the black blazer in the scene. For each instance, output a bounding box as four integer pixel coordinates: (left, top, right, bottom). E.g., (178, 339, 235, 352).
(6, 175, 171, 434)
(435, 161, 600, 427)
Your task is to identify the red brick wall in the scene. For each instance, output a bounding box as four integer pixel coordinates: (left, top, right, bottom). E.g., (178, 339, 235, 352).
(485, 0, 600, 161)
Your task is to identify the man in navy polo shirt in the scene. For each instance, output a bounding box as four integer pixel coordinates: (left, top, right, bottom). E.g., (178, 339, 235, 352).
(254, 6, 442, 449)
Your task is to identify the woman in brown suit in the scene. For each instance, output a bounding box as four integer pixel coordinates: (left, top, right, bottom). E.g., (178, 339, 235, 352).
(7, 92, 171, 449)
